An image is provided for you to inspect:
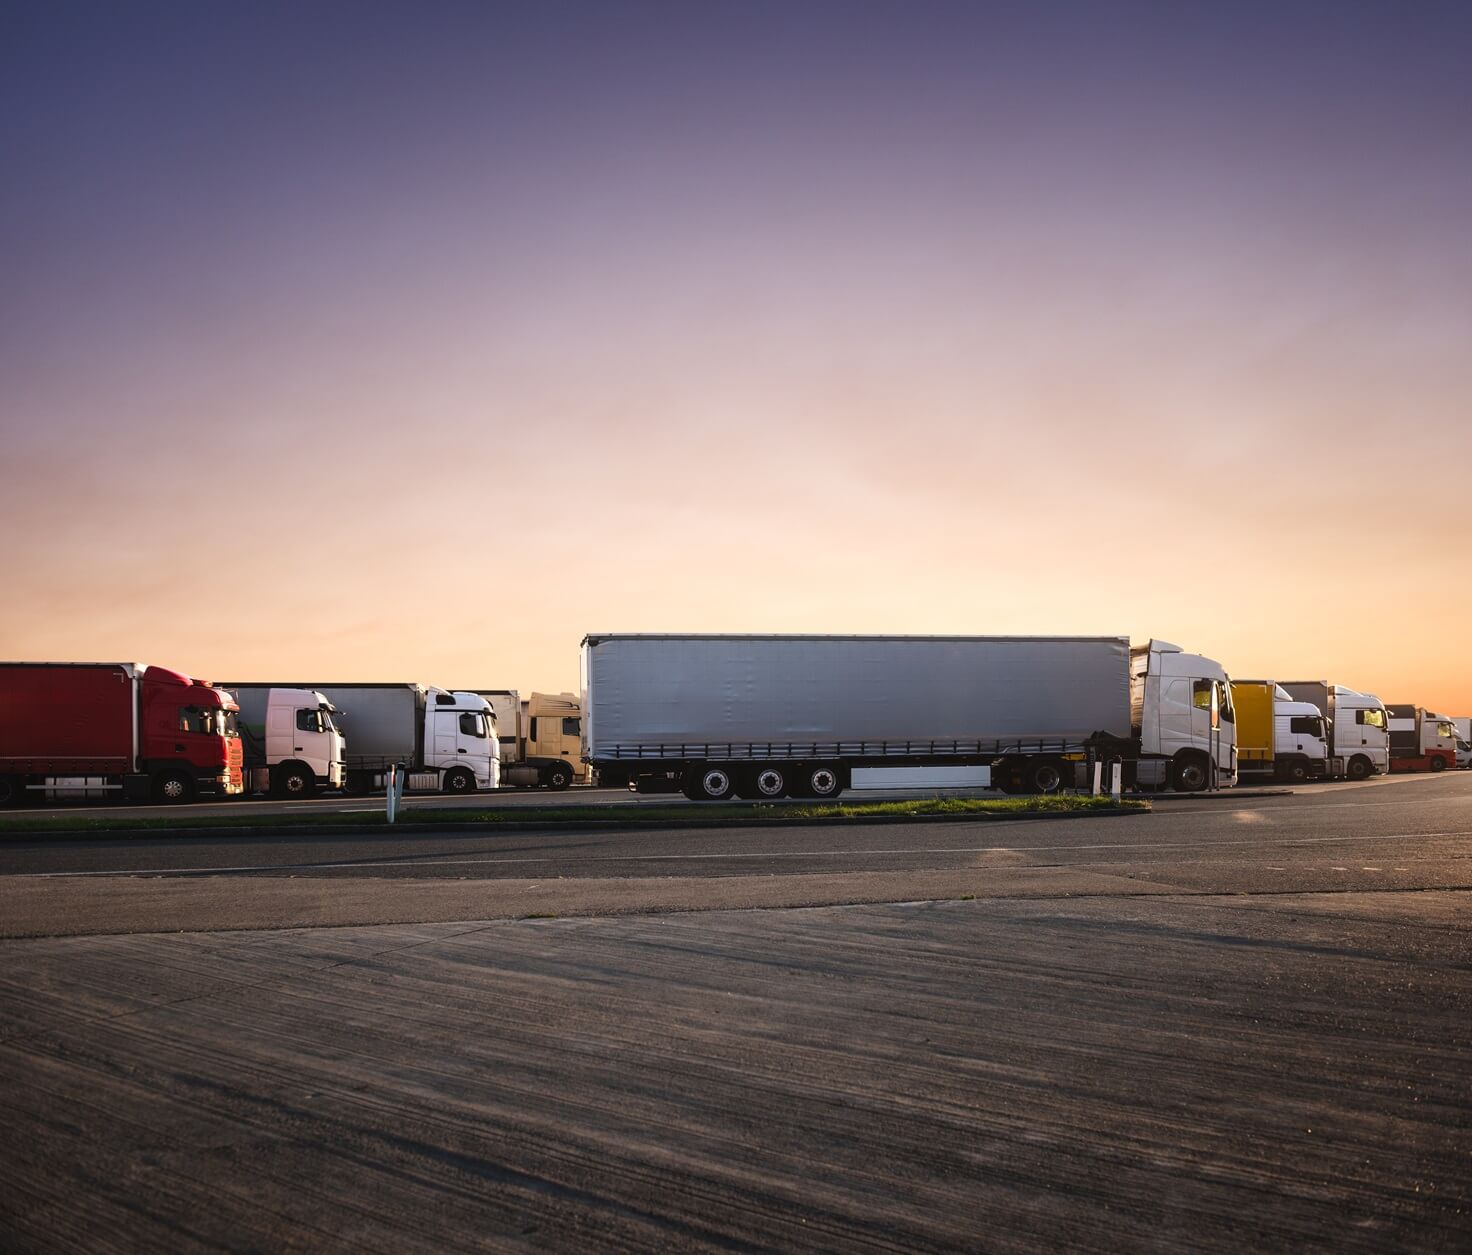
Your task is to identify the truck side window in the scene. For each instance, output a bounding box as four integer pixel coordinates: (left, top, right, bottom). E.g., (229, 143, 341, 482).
(1290, 716, 1321, 736)
(562, 717, 580, 736)
(296, 709, 320, 733)
(459, 712, 485, 738)
(1192, 680, 1212, 710)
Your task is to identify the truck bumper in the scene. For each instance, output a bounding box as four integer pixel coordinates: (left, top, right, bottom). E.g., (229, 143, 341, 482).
(198, 773, 244, 798)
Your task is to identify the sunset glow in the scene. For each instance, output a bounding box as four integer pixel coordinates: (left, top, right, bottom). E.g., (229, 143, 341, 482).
(3, 2, 1469, 710)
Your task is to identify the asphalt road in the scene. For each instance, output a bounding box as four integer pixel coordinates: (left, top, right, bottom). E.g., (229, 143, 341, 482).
(0, 773, 1468, 1251)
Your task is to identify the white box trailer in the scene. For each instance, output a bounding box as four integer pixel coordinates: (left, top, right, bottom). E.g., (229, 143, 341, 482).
(583, 634, 1237, 798)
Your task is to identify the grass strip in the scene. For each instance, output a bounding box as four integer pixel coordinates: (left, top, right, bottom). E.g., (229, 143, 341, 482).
(0, 793, 1144, 836)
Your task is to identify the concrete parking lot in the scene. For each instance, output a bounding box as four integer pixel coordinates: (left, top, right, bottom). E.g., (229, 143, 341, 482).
(1, 772, 1468, 1251)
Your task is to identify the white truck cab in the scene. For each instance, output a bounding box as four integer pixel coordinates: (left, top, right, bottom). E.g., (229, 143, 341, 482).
(1132, 641, 1238, 789)
(1274, 694, 1329, 780)
(1332, 688, 1390, 776)
(425, 688, 499, 792)
(230, 686, 345, 797)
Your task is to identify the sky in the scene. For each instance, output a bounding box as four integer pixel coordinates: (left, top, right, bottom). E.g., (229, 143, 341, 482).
(2, 0, 1470, 709)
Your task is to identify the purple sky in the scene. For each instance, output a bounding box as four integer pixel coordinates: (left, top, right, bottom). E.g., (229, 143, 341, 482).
(3, 1, 1470, 705)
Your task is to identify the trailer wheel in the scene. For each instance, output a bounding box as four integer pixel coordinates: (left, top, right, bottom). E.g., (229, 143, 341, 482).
(1346, 756, 1372, 781)
(805, 764, 843, 800)
(1170, 755, 1209, 793)
(1429, 757, 1447, 773)
(543, 762, 573, 791)
(154, 770, 195, 804)
(0, 775, 23, 808)
(443, 767, 477, 794)
(687, 766, 735, 801)
(739, 765, 787, 799)
(1028, 760, 1067, 794)
(274, 764, 314, 798)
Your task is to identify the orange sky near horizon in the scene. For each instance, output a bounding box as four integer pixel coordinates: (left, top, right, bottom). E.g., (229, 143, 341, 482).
(3, 4, 1470, 713)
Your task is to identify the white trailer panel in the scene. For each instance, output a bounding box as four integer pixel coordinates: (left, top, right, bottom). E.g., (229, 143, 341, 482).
(583, 634, 1131, 760)
(298, 684, 422, 765)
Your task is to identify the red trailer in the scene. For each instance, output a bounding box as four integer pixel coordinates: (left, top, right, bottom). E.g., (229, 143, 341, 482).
(0, 662, 244, 804)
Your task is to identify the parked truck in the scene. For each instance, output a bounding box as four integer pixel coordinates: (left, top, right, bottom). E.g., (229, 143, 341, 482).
(1386, 705, 1459, 773)
(1230, 681, 1329, 782)
(466, 690, 583, 789)
(582, 635, 1237, 799)
(0, 662, 244, 805)
(225, 686, 347, 797)
(1277, 682, 1389, 781)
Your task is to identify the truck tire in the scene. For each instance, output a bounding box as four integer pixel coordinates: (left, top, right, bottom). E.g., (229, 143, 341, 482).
(1429, 757, 1447, 773)
(443, 767, 477, 794)
(1028, 760, 1067, 794)
(686, 766, 735, 801)
(543, 762, 573, 791)
(1170, 755, 1209, 793)
(1346, 756, 1372, 781)
(0, 775, 23, 808)
(153, 770, 195, 804)
(737, 765, 787, 799)
(1280, 759, 1309, 783)
(752, 765, 788, 799)
(804, 764, 843, 800)
(274, 764, 314, 798)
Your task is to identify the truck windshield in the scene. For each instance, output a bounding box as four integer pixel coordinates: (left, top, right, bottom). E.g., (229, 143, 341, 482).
(179, 707, 230, 736)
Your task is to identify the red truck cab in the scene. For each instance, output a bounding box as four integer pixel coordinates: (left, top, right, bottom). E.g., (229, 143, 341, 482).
(139, 666, 245, 800)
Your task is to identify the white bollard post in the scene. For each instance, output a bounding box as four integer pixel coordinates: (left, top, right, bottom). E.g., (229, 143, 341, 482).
(1092, 761, 1103, 796)
(1110, 762, 1122, 799)
(386, 764, 397, 824)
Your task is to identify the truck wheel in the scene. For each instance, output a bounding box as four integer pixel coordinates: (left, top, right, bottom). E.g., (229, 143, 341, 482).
(805, 765, 843, 800)
(443, 767, 477, 794)
(1170, 756, 1209, 793)
(154, 771, 195, 804)
(1346, 756, 1372, 781)
(1429, 757, 1447, 773)
(0, 775, 22, 808)
(1028, 760, 1067, 794)
(543, 762, 573, 790)
(274, 764, 314, 798)
(687, 767, 735, 801)
(1282, 760, 1309, 783)
(752, 766, 787, 799)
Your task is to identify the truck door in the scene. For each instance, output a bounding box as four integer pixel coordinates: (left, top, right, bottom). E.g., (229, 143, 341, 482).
(433, 711, 459, 764)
